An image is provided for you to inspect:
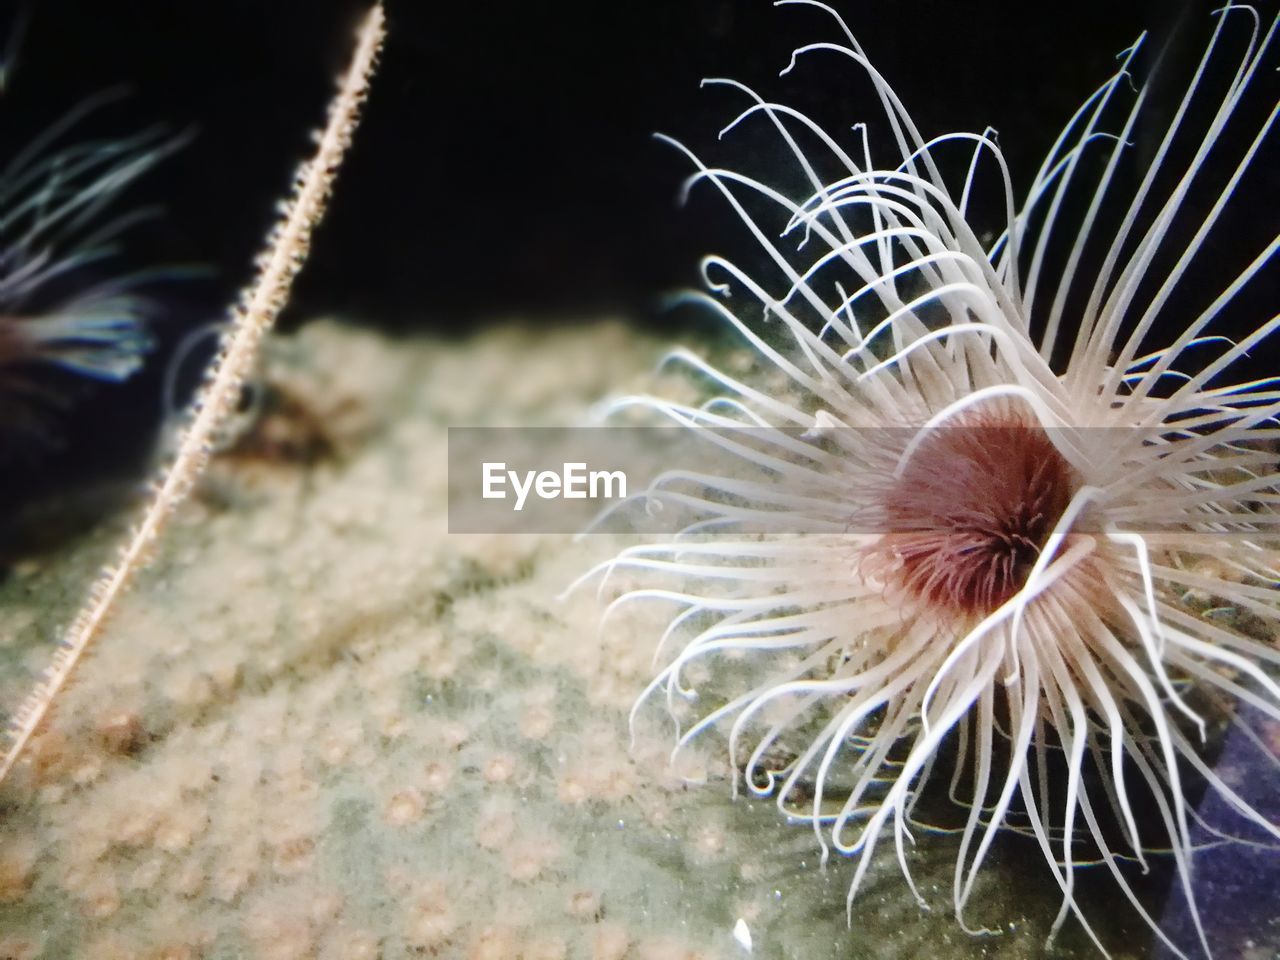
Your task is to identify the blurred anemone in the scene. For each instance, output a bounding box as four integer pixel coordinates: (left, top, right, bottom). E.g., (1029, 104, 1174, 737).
(0, 93, 181, 437)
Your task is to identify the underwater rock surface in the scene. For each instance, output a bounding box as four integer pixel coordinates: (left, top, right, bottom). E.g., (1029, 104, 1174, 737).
(0, 321, 1170, 958)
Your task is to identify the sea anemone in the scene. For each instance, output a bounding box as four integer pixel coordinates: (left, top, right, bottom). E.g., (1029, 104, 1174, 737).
(0, 97, 178, 431)
(578, 2, 1280, 956)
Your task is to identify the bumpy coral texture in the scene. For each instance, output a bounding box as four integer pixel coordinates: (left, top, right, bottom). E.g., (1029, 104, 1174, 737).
(0, 322, 1135, 958)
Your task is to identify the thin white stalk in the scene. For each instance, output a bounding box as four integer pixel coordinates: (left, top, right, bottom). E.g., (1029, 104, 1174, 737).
(0, 3, 387, 786)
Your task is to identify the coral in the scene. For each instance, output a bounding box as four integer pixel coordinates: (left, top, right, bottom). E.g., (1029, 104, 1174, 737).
(1, 7, 1270, 949)
(0, 319, 1122, 957)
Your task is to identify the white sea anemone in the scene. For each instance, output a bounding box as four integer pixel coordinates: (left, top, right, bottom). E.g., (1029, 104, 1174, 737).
(577, 3, 1280, 956)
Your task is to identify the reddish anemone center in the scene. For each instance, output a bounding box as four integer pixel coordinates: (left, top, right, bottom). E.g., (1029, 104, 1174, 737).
(870, 411, 1075, 616)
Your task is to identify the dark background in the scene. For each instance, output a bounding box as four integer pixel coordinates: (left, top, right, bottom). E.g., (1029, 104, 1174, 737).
(0, 0, 1275, 528)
